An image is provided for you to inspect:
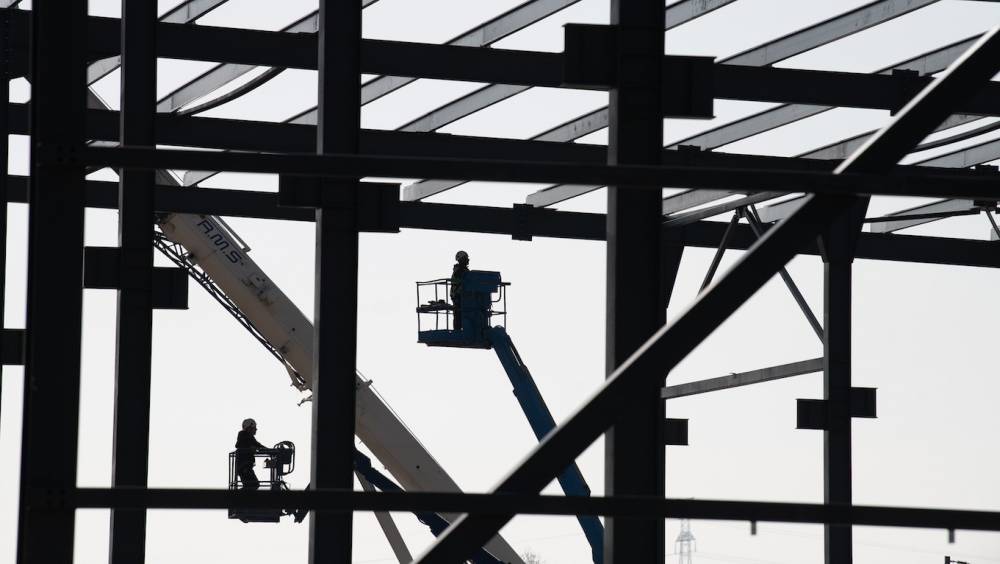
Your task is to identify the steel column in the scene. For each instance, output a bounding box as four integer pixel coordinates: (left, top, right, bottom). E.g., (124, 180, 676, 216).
(16, 1, 88, 563)
(822, 215, 854, 564)
(108, 2, 157, 562)
(309, 0, 361, 562)
(0, 9, 9, 428)
(605, 1, 666, 561)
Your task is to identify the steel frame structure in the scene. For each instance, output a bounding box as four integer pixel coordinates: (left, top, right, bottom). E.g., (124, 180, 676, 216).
(8, 1, 1000, 563)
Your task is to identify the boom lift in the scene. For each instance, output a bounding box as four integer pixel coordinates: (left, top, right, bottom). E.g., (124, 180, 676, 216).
(226, 441, 503, 563)
(228, 440, 296, 523)
(417, 271, 605, 564)
(154, 211, 524, 563)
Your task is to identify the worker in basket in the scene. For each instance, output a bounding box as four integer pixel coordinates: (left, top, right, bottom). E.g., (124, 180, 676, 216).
(451, 250, 470, 330)
(234, 418, 267, 490)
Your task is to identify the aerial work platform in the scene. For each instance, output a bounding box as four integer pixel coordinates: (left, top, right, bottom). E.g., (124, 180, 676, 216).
(416, 270, 605, 564)
(416, 270, 507, 348)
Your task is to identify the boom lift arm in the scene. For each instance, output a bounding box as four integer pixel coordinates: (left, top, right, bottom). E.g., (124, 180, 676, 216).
(487, 325, 605, 563)
(417, 271, 605, 563)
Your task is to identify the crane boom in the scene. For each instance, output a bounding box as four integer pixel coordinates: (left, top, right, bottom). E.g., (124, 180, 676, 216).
(157, 211, 524, 564)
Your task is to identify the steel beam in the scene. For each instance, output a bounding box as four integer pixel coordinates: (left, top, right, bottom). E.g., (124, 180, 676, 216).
(403, 0, 740, 202)
(48, 488, 1000, 532)
(524, 0, 947, 208)
(16, 1, 88, 563)
(797, 113, 982, 162)
(156, 9, 323, 114)
(868, 198, 977, 233)
(412, 28, 1000, 562)
(108, 2, 157, 562)
(309, 1, 361, 562)
(4, 176, 998, 268)
(716, 117, 1000, 229)
(395, 0, 735, 142)
(865, 137, 1000, 233)
(730, 0, 938, 66)
(169, 0, 585, 187)
(675, 219, 1000, 269)
(87, 0, 231, 85)
(662, 192, 782, 227)
(160, 0, 230, 23)
(757, 134, 1000, 227)
(155, 0, 381, 112)
(81, 144, 1000, 202)
(658, 36, 982, 217)
(662, 358, 824, 399)
(160, 0, 576, 118)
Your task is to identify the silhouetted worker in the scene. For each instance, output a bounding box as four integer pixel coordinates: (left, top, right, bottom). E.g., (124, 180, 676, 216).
(451, 250, 470, 330)
(235, 418, 266, 490)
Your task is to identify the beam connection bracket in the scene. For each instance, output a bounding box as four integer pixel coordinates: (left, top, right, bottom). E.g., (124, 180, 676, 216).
(662, 418, 689, 446)
(562, 24, 714, 118)
(278, 176, 400, 233)
(2, 328, 24, 365)
(83, 247, 189, 309)
(796, 387, 877, 430)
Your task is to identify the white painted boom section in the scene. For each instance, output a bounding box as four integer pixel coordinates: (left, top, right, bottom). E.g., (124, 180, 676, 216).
(158, 212, 524, 563)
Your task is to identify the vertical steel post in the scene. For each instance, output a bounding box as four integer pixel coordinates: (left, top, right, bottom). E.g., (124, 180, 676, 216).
(823, 215, 854, 564)
(309, 0, 361, 563)
(0, 9, 10, 426)
(16, 1, 88, 563)
(605, 0, 666, 561)
(108, 2, 157, 563)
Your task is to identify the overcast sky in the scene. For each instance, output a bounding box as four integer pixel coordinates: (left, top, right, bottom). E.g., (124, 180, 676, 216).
(2, 1, 1000, 563)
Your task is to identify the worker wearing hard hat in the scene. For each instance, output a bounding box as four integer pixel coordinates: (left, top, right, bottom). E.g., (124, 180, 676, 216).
(451, 250, 470, 330)
(235, 418, 266, 490)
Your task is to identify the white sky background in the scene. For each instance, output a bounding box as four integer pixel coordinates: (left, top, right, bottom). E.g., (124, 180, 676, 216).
(2, 0, 1000, 563)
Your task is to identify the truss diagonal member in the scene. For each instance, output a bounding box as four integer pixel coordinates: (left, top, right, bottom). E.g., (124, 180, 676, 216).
(662, 358, 824, 399)
(411, 27, 1000, 563)
(746, 205, 824, 341)
(517, 0, 951, 208)
(87, 0, 231, 85)
(699, 211, 739, 292)
(986, 210, 1000, 240)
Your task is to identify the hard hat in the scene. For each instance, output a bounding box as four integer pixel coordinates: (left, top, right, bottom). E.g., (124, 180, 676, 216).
(242, 418, 257, 431)
(455, 250, 469, 262)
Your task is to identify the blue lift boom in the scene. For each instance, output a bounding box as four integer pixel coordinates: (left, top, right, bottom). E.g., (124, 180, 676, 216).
(417, 271, 605, 564)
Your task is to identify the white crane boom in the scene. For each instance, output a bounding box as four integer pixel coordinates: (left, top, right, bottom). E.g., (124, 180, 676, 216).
(158, 211, 523, 563)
